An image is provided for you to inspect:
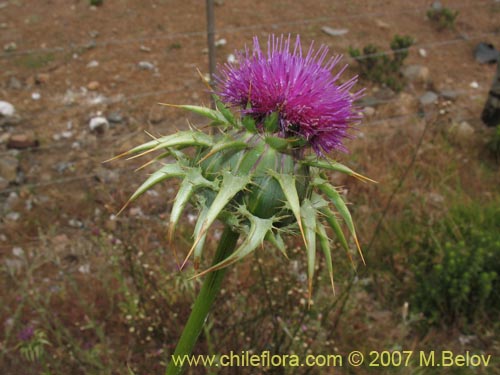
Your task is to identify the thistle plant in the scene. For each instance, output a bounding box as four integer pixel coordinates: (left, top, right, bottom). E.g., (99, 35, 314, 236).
(111, 34, 370, 374)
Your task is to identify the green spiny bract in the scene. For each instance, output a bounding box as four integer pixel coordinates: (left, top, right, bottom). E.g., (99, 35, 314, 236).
(112, 99, 371, 301)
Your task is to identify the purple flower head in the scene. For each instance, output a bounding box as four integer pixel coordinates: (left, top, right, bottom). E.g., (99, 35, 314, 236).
(18, 325, 35, 341)
(215, 34, 363, 155)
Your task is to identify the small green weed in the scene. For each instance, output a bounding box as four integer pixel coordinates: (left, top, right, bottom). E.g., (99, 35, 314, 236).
(19, 329, 51, 363)
(349, 35, 414, 92)
(427, 6, 459, 30)
(17, 53, 54, 69)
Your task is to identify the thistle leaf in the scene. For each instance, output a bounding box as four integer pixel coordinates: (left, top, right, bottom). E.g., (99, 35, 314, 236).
(192, 203, 210, 270)
(241, 116, 257, 132)
(118, 164, 185, 215)
(318, 206, 354, 266)
(300, 199, 317, 305)
(317, 222, 335, 294)
(105, 131, 212, 163)
(193, 213, 274, 277)
(265, 230, 288, 258)
(314, 178, 365, 265)
(182, 171, 251, 268)
(265, 135, 290, 151)
(126, 131, 214, 160)
(198, 136, 248, 163)
(168, 168, 217, 245)
(214, 95, 237, 125)
(302, 158, 376, 183)
(159, 103, 229, 125)
(267, 171, 306, 245)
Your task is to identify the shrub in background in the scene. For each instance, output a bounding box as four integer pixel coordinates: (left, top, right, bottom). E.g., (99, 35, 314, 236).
(427, 6, 459, 30)
(348, 34, 414, 92)
(411, 203, 500, 326)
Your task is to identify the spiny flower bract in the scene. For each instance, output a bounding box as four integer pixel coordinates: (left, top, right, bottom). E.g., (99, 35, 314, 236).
(216, 34, 363, 155)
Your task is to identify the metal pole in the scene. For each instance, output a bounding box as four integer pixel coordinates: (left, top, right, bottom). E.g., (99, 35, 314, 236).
(206, 0, 216, 87)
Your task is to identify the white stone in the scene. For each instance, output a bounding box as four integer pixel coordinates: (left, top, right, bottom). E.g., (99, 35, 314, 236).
(215, 38, 227, 47)
(470, 81, 479, 89)
(138, 61, 155, 70)
(227, 54, 236, 63)
(0, 100, 15, 117)
(89, 116, 109, 133)
(321, 26, 348, 36)
(86, 60, 99, 68)
(419, 91, 438, 106)
(12, 247, 24, 257)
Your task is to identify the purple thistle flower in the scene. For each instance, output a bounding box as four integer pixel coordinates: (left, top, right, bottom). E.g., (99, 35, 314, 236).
(18, 325, 35, 341)
(215, 34, 363, 155)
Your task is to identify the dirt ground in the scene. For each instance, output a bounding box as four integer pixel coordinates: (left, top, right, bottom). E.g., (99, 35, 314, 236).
(1, 0, 500, 374)
(1, 0, 499, 245)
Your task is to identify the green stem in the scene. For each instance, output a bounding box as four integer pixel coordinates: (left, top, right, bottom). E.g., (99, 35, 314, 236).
(166, 226, 239, 375)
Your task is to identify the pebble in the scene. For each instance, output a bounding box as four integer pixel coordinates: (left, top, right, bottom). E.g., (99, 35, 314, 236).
(12, 247, 24, 257)
(31, 92, 41, 101)
(402, 65, 429, 84)
(0, 156, 19, 182)
(78, 264, 91, 274)
(8, 76, 22, 90)
(60, 130, 74, 139)
(363, 107, 376, 117)
(6, 212, 20, 222)
(84, 40, 97, 50)
(375, 19, 390, 29)
(129, 207, 143, 217)
(321, 26, 348, 36)
(68, 219, 84, 228)
(440, 89, 458, 100)
(139, 45, 151, 52)
(7, 133, 39, 149)
(418, 48, 427, 57)
(469, 81, 479, 89)
(419, 91, 438, 106)
(215, 38, 227, 47)
(149, 106, 165, 124)
(89, 116, 109, 134)
(107, 112, 124, 123)
(0, 101, 15, 117)
(86, 60, 99, 68)
(138, 61, 155, 70)
(227, 54, 236, 63)
(87, 81, 100, 90)
(3, 42, 17, 52)
(35, 73, 50, 84)
(448, 121, 475, 146)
